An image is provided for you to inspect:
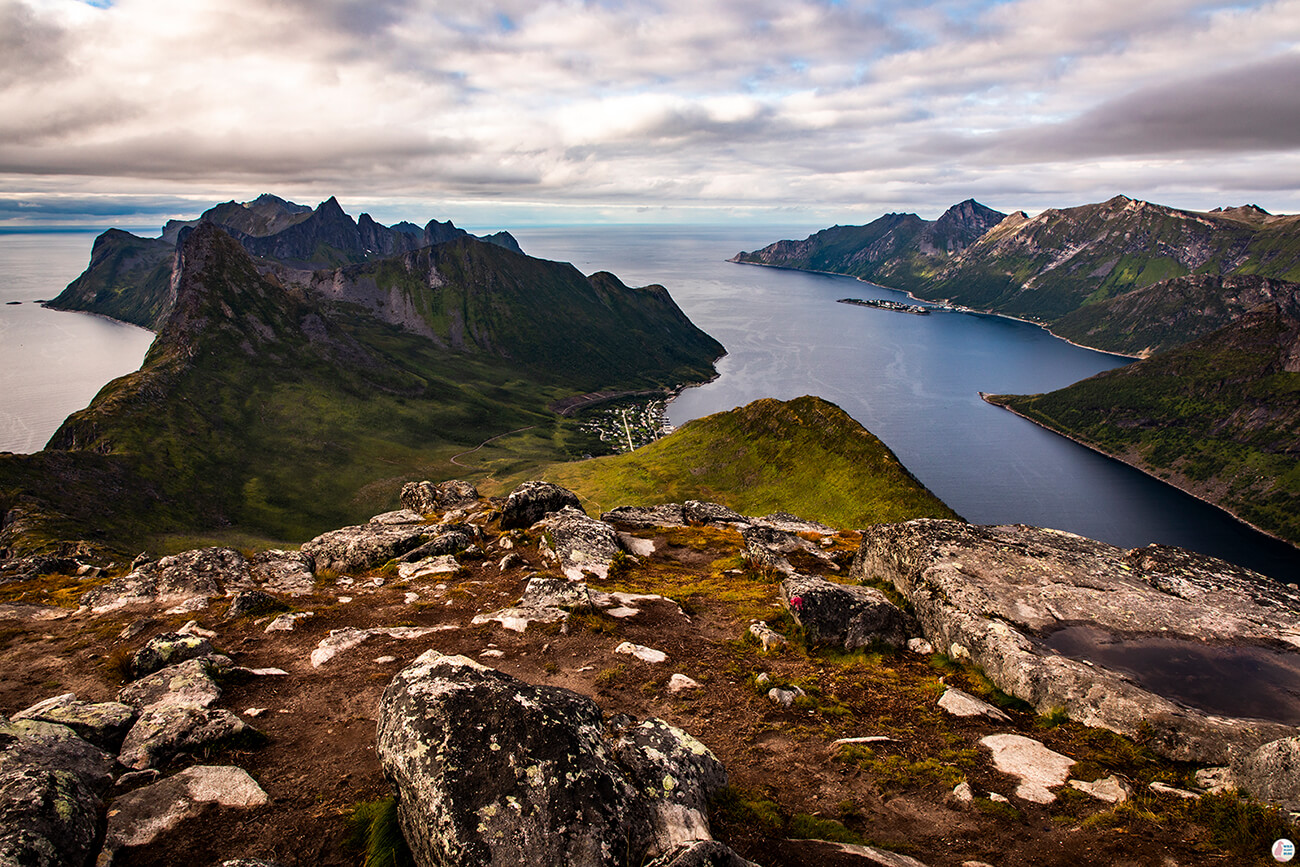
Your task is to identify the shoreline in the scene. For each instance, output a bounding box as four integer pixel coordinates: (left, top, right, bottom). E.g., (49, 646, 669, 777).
(980, 392, 1300, 561)
(728, 258, 1139, 361)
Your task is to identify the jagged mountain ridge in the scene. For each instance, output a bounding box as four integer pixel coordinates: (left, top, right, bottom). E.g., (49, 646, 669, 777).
(988, 297, 1300, 545)
(3, 222, 723, 548)
(730, 198, 1006, 292)
(47, 195, 523, 330)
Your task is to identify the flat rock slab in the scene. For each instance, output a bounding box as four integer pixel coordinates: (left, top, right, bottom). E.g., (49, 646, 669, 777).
(1068, 775, 1130, 803)
(616, 642, 668, 664)
(81, 547, 250, 613)
(937, 688, 1010, 722)
(853, 519, 1300, 763)
(979, 734, 1074, 804)
(104, 765, 268, 850)
(13, 694, 137, 753)
(309, 626, 450, 667)
(301, 511, 432, 573)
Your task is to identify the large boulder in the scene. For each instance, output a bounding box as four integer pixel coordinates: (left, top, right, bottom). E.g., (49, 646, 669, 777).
(852, 519, 1300, 763)
(602, 504, 688, 529)
(1232, 735, 1300, 810)
(499, 481, 582, 530)
(131, 632, 218, 679)
(118, 656, 228, 711)
(301, 510, 434, 573)
(117, 705, 259, 771)
(0, 766, 102, 867)
(101, 765, 269, 854)
(81, 547, 251, 613)
(535, 506, 624, 580)
(377, 651, 729, 867)
(250, 550, 315, 596)
(401, 480, 480, 514)
(780, 575, 912, 650)
(12, 693, 137, 753)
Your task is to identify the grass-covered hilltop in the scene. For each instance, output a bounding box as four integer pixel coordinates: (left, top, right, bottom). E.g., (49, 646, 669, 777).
(738, 197, 1300, 551)
(1, 197, 725, 556)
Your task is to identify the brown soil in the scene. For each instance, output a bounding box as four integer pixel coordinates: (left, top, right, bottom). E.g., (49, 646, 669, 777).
(0, 514, 1270, 867)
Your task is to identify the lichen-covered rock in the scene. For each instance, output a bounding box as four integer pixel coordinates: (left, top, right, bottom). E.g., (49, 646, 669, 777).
(499, 481, 582, 530)
(12, 693, 137, 753)
(401, 479, 480, 514)
(397, 529, 474, 562)
(131, 632, 218, 679)
(602, 504, 689, 529)
(225, 589, 284, 620)
(117, 656, 228, 710)
(0, 767, 102, 867)
(780, 575, 912, 650)
(250, 550, 315, 596)
(302, 510, 436, 573)
(852, 519, 1300, 763)
(682, 501, 746, 526)
(81, 547, 250, 613)
(535, 507, 624, 580)
(1232, 735, 1300, 810)
(102, 765, 268, 852)
(117, 705, 259, 770)
(377, 650, 728, 867)
(0, 718, 115, 797)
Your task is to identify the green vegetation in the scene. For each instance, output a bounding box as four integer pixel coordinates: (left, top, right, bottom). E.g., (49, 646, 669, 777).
(990, 303, 1300, 545)
(527, 396, 959, 529)
(346, 798, 414, 867)
(45, 229, 175, 329)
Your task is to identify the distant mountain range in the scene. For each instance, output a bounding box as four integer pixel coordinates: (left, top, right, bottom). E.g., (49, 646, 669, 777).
(736, 196, 1300, 548)
(2, 200, 723, 554)
(46, 194, 523, 330)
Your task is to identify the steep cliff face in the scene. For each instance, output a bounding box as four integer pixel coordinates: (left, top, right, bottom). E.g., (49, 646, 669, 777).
(50, 196, 525, 329)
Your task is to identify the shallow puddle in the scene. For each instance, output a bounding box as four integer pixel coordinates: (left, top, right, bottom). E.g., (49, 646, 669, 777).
(1043, 624, 1300, 725)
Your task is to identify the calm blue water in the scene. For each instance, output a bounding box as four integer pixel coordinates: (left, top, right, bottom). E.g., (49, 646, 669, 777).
(0, 232, 154, 454)
(2, 225, 1296, 579)
(512, 225, 1300, 581)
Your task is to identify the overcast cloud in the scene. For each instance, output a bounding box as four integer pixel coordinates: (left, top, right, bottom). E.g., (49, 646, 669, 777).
(1, 0, 1298, 227)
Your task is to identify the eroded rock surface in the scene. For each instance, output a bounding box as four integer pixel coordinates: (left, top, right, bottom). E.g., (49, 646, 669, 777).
(82, 547, 250, 613)
(535, 506, 624, 580)
(499, 481, 582, 530)
(853, 519, 1300, 763)
(12, 693, 137, 753)
(302, 510, 434, 573)
(401, 479, 479, 514)
(376, 650, 728, 867)
(780, 575, 912, 651)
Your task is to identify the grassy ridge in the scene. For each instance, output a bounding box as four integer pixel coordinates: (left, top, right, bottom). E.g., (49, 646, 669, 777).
(989, 304, 1300, 546)
(524, 395, 959, 529)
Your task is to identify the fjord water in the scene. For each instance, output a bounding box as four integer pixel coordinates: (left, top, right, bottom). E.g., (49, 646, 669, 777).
(0, 231, 154, 455)
(514, 224, 1300, 580)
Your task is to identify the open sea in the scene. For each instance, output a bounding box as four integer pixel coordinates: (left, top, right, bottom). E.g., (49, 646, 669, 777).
(2, 224, 1297, 579)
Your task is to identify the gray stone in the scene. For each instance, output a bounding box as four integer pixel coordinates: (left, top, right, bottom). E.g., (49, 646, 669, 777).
(751, 511, 835, 535)
(937, 688, 1011, 723)
(748, 622, 789, 652)
(401, 479, 479, 514)
(117, 705, 259, 771)
(535, 507, 624, 580)
(131, 632, 217, 679)
(979, 734, 1074, 804)
(250, 550, 315, 595)
(225, 589, 284, 620)
(767, 686, 805, 708)
(682, 501, 747, 526)
(1068, 775, 1130, 803)
(12, 693, 137, 753)
(499, 480, 582, 530)
(0, 767, 102, 867)
(602, 504, 688, 529)
(377, 650, 729, 867)
(81, 547, 250, 613)
(853, 519, 1300, 763)
(102, 765, 268, 852)
(1233, 735, 1300, 809)
(0, 718, 115, 797)
(781, 575, 912, 650)
(397, 530, 473, 562)
(302, 512, 433, 573)
(118, 657, 227, 711)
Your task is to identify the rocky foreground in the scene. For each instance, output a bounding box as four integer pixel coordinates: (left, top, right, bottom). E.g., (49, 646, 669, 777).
(2, 481, 1299, 866)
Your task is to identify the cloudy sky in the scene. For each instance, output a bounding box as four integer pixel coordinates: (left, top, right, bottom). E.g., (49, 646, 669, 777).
(2, 0, 1299, 228)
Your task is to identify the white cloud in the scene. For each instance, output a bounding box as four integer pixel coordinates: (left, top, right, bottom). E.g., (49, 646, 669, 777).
(1, 0, 1298, 225)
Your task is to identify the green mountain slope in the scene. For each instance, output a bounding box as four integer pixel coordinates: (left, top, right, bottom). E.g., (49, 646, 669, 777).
(731, 199, 1005, 295)
(532, 395, 959, 529)
(43, 229, 175, 328)
(1051, 273, 1300, 357)
(987, 301, 1300, 546)
(1, 223, 722, 553)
